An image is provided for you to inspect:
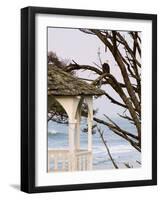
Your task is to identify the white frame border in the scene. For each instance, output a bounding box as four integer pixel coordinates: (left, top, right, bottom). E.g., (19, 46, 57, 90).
(35, 13, 152, 187)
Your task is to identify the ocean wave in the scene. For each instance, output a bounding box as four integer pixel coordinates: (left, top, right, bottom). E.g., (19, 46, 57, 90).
(92, 144, 136, 155)
(48, 130, 58, 135)
(109, 145, 135, 153)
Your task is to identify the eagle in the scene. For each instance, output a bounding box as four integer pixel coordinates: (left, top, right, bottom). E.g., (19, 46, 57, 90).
(102, 62, 110, 74)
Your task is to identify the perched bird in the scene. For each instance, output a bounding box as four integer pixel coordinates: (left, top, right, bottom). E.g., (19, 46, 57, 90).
(102, 62, 110, 74)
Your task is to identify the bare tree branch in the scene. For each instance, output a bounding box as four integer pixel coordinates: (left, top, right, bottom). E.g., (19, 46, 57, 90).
(97, 126, 119, 169)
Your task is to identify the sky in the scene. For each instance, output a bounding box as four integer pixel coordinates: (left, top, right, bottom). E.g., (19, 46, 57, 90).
(47, 27, 132, 119)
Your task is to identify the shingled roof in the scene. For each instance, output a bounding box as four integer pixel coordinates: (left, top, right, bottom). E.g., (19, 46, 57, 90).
(48, 65, 104, 96)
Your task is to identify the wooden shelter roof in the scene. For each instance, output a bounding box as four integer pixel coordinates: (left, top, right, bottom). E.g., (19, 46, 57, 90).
(48, 65, 104, 96)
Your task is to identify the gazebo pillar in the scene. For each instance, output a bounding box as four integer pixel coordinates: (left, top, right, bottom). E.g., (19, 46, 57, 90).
(85, 96, 93, 170)
(68, 119, 76, 152)
(75, 111, 80, 150)
(52, 96, 94, 171)
(85, 96, 93, 151)
(54, 96, 80, 153)
(55, 96, 81, 171)
(75, 97, 83, 150)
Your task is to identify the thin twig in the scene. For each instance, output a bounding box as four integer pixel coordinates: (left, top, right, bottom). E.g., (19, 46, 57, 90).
(97, 126, 119, 169)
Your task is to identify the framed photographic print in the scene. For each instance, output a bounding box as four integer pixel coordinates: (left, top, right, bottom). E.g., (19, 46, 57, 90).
(21, 6, 157, 193)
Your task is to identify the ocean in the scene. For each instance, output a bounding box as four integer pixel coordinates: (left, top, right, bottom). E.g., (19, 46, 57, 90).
(48, 118, 141, 170)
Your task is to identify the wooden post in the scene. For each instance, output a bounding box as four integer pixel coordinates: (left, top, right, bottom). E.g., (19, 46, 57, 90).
(55, 96, 81, 171)
(75, 97, 83, 150)
(68, 119, 77, 171)
(85, 96, 93, 170)
(68, 119, 76, 152)
(86, 97, 93, 151)
(75, 109, 81, 150)
(88, 116, 92, 151)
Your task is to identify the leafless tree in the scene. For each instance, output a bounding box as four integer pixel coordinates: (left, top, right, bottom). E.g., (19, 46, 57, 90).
(66, 29, 141, 152)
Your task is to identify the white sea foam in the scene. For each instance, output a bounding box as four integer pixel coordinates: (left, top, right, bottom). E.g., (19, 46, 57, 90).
(48, 129, 58, 135)
(109, 145, 134, 154)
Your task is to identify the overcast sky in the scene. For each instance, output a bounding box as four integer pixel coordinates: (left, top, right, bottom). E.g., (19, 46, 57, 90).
(48, 27, 129, 119)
